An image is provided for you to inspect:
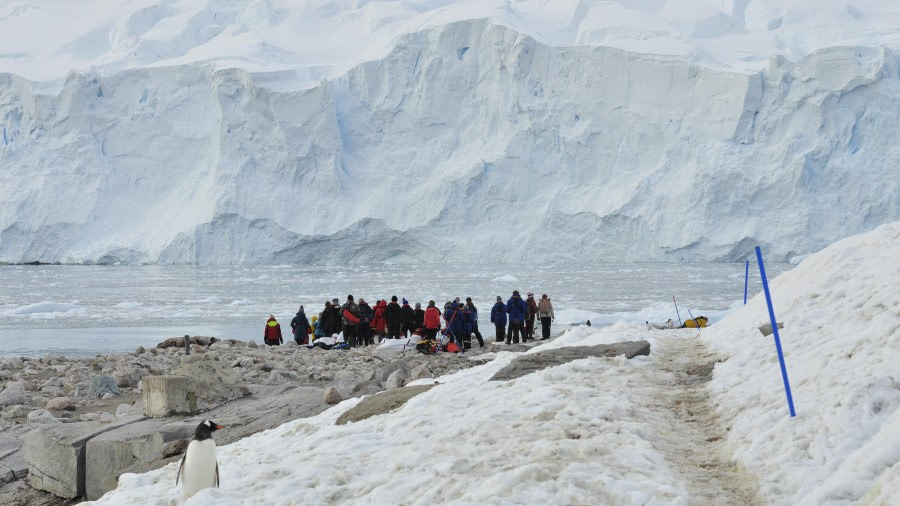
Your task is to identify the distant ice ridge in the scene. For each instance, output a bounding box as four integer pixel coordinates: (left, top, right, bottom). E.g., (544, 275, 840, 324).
(1, 18, 899, 264)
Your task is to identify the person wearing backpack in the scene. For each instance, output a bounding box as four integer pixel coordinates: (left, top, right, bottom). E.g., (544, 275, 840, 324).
(423, 300, 441, 340)
(290, 306, 311, 346)
(506, 290, 528, 344)
(263, 314, 283, 346)
(538, 294, 555, 340)
(341, 295, 361, 347)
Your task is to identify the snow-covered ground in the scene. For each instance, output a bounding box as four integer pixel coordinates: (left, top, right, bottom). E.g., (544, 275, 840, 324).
(1, 1, 899, 264)
(87, 222, 899, 504)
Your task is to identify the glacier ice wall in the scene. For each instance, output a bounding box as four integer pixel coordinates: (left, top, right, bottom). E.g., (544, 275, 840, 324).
(1, 20, 898, 264)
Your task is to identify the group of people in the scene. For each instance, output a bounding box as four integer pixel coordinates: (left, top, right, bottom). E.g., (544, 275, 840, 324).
(489, 291, 555, 344)
(262, 290, 556, 350)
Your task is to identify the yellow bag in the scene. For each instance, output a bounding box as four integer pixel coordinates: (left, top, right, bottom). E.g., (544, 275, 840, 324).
(684, 316, 708, 328)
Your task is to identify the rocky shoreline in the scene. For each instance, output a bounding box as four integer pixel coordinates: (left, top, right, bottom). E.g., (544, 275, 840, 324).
(0, 336, 509, 504)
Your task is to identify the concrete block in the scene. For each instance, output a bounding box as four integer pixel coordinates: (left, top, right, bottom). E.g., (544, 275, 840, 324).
(142, 375, 195, 417)
(84, 419, 195, 500)
(23, 415, 146, 498)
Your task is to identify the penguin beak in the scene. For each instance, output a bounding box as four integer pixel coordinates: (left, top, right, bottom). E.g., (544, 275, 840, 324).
(214, 424, 224, 430)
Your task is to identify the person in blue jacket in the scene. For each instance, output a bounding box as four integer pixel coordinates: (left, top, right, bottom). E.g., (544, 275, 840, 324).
(490, 296, 507, 344)
(443, 301, 467, 352)
(506, 290, 528, 344)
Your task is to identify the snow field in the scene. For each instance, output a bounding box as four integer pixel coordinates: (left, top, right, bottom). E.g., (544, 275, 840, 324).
(703, 221, 900, 503)
(92, 326, 693, 505)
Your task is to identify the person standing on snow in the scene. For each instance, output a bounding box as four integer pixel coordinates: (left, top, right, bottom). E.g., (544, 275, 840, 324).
(263, 314, 283, 346)
(506, 290, 528, 344)
(538, 294, 555, 340)
(524, 292, 539, 341)
(490, 296, 507, 344)
(290, 306, 310, 345)
(424, 300, 442, 341)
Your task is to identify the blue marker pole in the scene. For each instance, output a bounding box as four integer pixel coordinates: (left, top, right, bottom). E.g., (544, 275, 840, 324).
(743, 259, 750, 305)
(687, 309, 700, 330)
(755, 246, 796, 417)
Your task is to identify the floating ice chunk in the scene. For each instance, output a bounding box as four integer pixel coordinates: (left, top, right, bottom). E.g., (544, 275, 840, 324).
(10, 301, 84, 315)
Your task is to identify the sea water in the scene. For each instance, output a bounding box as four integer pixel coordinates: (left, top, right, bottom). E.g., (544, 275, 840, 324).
(0, 263, 790, 358)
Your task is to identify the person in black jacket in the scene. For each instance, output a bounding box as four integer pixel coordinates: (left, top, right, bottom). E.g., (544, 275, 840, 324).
(400, 298, 415, 338)
(358, 299, 374, 346)
(385, 295, 402, 339)
(465, 297, 484, 347)
(321, 298, 342, 337)
(412, 302, 425, 332)
(290, 306, 310, 345)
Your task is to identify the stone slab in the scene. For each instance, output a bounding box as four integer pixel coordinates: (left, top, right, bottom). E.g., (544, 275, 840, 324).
(336, 385, 435, 425)
(23, 415, 146, 499)
(84, 418, 195, 500)
(490, 340, 651, 381)
(142, 375, 193, 417)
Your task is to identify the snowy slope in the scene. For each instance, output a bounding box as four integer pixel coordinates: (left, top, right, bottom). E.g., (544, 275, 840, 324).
(84, 223, 900, 504)
(702, 220, 900, 503)
(1, 1, 899, 264)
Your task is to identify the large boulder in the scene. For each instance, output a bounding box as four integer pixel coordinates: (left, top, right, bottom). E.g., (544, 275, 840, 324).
(173, 355, 247, 410)
(336, 385, 435, 425)
(0, 382, 27, 406)
(378, 361, 410, 387)
(490, 340, 651, 381)
(86, 376, 121, 399)
(45, 397, 73, 411)
(112, 368, 143, 388)
(26, 409, 60, 424)
(323, 387, 342, 405)
(384, 369, 409, 390)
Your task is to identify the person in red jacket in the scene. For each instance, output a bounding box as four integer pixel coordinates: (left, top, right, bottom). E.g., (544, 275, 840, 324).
(263, 314, 282, 346)
(423, 300, 442, 341)
(371, 300, 387, 344)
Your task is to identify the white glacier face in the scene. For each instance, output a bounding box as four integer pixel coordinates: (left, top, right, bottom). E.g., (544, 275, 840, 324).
(1, 3, 899, 264)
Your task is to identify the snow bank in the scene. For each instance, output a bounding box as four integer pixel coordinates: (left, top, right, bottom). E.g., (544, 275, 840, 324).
(703, 221, 900, 503)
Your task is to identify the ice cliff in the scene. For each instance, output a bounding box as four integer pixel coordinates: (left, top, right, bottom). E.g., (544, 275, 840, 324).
(1, 12, 899, 264)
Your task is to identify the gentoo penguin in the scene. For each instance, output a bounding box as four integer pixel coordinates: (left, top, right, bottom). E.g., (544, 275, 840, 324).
(176, 420, 224, 497)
